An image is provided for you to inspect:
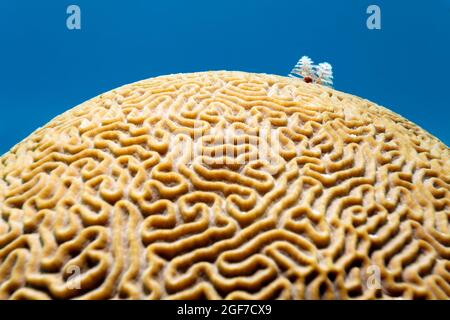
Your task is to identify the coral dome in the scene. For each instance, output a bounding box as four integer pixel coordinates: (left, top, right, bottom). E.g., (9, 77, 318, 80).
(0, 71, 449, 299)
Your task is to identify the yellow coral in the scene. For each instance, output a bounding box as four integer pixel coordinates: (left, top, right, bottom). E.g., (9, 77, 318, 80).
(0, 71, 449, 300)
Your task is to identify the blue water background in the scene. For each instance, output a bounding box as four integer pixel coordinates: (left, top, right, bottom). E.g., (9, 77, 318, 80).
(0, 0, 449, 154)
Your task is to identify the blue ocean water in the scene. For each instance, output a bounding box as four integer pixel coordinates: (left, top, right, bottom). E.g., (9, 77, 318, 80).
(0, 0, 449, 155)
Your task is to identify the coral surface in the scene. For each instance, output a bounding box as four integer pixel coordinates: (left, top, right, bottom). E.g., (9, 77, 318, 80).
(0, 71, 449, 299)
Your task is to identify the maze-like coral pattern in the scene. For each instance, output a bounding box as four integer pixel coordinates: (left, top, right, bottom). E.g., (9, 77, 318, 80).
(0, 71, 449, 299)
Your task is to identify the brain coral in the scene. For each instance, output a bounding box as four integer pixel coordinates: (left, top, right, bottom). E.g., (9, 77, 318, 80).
(0, 71, 449, 300)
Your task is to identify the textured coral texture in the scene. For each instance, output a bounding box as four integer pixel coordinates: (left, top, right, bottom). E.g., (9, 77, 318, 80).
(0, 71, 449, 300)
